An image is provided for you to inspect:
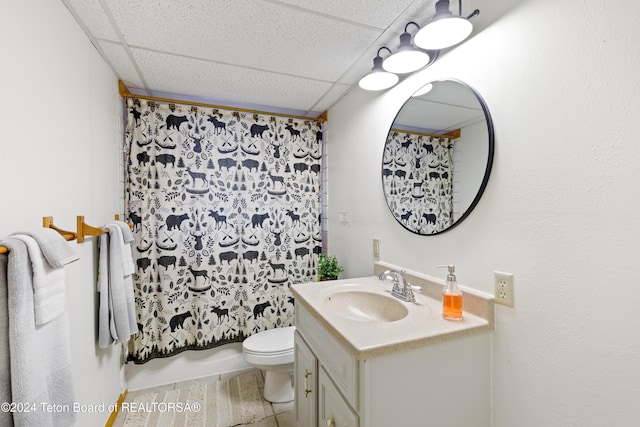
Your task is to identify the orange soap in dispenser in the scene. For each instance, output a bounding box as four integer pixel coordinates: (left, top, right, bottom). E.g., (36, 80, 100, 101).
(439, 265, 463, 321)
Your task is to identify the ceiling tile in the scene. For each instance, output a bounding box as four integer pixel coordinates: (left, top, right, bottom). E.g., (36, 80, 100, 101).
(104, 0, 382, 82)
(264, 0, 419, 29)
(64, 0, 119, 41)
(131, 48, 334, 114)
(309, 82, 354, 112)
(98, 40, 145, 88)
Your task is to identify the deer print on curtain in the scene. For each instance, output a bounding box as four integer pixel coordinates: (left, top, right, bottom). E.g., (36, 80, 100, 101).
(125, 99, 322, 363)
(382, 131, 454, 234)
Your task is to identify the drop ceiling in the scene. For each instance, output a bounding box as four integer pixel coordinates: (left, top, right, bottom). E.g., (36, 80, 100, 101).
(61, 0, 459, 117)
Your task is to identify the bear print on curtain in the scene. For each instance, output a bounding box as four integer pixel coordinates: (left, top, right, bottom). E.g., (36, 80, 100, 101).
(125, 99, 322, 363)
(382, 131, 454, 234)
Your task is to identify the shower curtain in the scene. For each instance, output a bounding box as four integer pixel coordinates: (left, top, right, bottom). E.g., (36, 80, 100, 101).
(124, 99, 322, 363)
(382, 132, 454, 234)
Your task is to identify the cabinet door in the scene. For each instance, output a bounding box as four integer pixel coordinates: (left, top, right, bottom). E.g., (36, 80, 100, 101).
(296, 303, 359, 407)
(295, 332, 317, 427)
(318, 367, 358, 427)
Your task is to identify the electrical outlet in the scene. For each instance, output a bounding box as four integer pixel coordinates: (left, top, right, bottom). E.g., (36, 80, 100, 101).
(373, 239, 380, 258)
(494, 271, 515, 307)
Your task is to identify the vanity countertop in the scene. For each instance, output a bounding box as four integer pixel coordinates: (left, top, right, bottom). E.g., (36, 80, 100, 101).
(291, 262, 495, 360)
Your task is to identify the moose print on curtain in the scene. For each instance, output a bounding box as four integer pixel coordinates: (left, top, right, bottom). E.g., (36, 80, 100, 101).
(382, 131, 454, 234)
(125, 99, 322, 363)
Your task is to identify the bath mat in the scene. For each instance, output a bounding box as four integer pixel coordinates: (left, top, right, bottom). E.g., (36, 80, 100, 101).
(122, 372, 267, 427)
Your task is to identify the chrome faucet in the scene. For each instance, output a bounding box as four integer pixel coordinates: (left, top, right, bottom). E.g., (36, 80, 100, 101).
(378, 269, 417, 303)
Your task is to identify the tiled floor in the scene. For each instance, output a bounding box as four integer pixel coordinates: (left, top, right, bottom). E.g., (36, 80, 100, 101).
(112, 368, 295, 427)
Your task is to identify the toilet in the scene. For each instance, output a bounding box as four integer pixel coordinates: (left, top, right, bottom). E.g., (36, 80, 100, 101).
(242, 325, 296, 403)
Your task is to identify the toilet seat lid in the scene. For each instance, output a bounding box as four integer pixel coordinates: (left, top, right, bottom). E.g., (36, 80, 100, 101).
(243, 326, 296, 354)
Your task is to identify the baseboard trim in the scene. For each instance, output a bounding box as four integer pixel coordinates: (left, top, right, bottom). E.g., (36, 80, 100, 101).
(104, 389, 128, 427)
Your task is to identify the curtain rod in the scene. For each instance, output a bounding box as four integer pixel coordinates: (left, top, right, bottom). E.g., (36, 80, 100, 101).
(390, 127, 461, 139)
(118, 81, 327, 123)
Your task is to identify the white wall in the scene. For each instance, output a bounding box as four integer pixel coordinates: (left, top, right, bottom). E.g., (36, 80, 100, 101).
(326, 0, 640, 426)
(1, 2, 123, 426)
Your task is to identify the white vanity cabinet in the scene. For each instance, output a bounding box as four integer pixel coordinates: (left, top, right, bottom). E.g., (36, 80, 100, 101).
(294, 301, 491, 427)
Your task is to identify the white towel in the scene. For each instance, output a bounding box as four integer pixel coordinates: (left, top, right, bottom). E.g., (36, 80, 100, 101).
(12, 227, 79, 268)
(115, 220, 135, 275)
(107, 225, 132, 342)
(113, 222, 138, 334)
(98, 231, 113, 347)
(0, 238, 76, 427)
(0, 253, 12, 427)
(98, 224, 138, 348)
(12, 234, 66, 325)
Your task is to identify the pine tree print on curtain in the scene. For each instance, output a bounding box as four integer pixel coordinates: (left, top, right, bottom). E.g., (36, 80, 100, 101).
(125, 100, 322, 363)
(382, 132, 453, 234)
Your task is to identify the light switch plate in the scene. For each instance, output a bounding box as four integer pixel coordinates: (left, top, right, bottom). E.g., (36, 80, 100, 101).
(373, 239, 380, 258)
(338, 211, 351, 225)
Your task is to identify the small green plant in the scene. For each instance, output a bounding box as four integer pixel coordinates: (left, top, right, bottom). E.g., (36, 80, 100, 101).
(317, 254, 344, 281)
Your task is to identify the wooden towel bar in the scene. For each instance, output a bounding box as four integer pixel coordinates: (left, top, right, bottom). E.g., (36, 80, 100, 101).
(0, 216, 76, 254)
(1, 215, 131, 253)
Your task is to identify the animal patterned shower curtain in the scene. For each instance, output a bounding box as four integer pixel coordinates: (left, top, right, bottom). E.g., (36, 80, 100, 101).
(382, 132, 453, 234)
(124, 99, 322, 363)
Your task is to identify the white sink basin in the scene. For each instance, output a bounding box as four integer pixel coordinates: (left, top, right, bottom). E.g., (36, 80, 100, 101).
(323, 289, 409, 322)
(291, 273, 493, 360)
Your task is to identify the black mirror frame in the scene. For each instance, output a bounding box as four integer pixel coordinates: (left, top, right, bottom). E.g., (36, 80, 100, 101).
(381, 78, 494, 235)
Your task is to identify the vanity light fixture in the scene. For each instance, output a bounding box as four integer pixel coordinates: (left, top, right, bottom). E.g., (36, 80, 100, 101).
(358, 1, 479, 92)
(358, 47, 400, 91)
(382, 22, 430, 74)
(414, 0, 480, 50)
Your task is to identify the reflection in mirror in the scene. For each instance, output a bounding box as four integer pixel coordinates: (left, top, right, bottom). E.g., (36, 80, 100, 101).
(382, 79, 494, 235)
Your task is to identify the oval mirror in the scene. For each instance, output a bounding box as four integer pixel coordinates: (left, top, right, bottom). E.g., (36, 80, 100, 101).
(382, 79, 494, 235)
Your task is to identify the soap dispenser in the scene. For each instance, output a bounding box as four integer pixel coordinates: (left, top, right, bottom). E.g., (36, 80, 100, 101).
(438, 265, 463, 321)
